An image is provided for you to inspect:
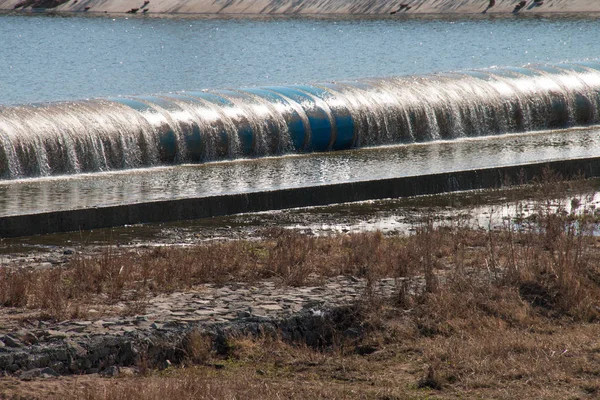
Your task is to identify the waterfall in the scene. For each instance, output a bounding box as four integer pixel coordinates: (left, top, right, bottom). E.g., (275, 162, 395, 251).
(1, 61, 600, 179)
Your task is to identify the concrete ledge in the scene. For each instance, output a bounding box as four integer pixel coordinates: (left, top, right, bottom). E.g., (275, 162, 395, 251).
(2, 157, 599, 237)
(1, 0, 599, 15)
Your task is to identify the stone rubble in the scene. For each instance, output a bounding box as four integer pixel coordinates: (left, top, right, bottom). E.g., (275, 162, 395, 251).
(0, 276, 398, 376)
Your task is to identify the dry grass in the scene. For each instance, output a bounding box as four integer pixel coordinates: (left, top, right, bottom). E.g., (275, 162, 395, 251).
(4, 182, 600, 398)
(2, 196, 600, 324)
(8, 321, 600, 399)
(0, 230, 411, 320)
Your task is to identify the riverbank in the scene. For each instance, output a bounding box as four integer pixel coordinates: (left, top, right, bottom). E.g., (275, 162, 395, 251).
(2, 176, 600, 398)
(0, 0, 599, 16)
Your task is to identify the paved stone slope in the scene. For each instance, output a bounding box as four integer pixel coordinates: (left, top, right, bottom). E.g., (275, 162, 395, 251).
(0, 0, 597, 15)
(0, 276, 397, 377)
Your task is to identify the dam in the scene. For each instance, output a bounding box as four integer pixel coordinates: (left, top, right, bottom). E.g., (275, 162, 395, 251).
(2, 61, 600, 180)
(2, 61, 600, 235)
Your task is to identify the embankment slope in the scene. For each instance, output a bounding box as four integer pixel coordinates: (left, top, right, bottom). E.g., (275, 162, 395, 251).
(0, 0, 598, 15)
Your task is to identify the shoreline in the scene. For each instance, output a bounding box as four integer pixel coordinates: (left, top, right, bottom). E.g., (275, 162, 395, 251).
(2, 178, 600, 398)
(2, 157, 600, 237)
(1, 0, 599, 17)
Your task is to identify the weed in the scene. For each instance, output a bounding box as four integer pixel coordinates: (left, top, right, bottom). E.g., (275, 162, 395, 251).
(184, 330, 213, 365)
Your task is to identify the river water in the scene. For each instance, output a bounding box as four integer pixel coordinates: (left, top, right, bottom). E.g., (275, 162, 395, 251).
(1, 13, 600, 217)
(1, 13, 599, 105)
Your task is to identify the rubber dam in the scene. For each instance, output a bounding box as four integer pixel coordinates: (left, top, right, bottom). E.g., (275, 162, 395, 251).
(2, 61, 600, 236)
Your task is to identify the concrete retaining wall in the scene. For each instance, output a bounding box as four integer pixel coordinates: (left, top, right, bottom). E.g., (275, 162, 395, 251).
(2, 157, 599, 237)
(1, 0, 599, 15)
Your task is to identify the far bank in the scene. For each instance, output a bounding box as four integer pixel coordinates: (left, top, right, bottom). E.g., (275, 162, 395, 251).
(1, 0, 599, 16)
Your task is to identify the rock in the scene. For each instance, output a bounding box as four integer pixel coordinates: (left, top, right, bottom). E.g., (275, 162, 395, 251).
(45, 330, 67, 340)
(7, 364, 19, 373)
(158, 359, 172, 370)
(119, 367, 136, 376)
(170, 312, 187, 317)
(344, 328, 361, 338)
(355, 344, 378, 355)
(2, 335, 23, 348)
(19, 369, 40, 380)
(163, 321, 184, 328)
(49, 361, 66, 373)
(12, 330, 38, 345)
(80, 358, 93, 370)
(19, 367, 59, 380)
(66, 326, 86, 333)
(0, 354, 14, 370)
(100, 366, 120, 377)
(67, 341, 88, 358)
(41, 367, 61, 377)
(257, 304, 282, 311)
(194, 310, 215, 316)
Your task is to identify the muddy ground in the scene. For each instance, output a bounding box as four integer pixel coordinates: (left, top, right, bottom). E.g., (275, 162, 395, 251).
(2, 177, 599, 269)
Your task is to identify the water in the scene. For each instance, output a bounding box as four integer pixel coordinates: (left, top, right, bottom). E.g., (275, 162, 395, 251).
(1, 126, 599, 216)
(2, 13, 600, 219)
(0, 14, 599, 105)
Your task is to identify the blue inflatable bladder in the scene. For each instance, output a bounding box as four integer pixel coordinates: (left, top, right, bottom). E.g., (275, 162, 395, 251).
(263, 86, 332, 151)
(290, 85, 355, 150)
(240, 87, 308, 151)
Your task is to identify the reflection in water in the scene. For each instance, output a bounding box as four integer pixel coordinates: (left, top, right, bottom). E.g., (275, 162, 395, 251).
(1, 126, 599, 216)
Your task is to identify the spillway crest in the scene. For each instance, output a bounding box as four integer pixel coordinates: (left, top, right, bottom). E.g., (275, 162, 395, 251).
(1, 61, 600, 179)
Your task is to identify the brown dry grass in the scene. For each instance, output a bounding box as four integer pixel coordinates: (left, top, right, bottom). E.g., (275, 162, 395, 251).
(2, 195, 600, 324)
(6, 321, 600, 399)
(0, 230, 412, 320)
(4, 184, 600, 399)
(68, 196, 600, 399)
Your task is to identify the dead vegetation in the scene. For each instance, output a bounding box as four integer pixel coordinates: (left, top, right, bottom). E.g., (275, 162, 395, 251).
(3, 180, 600, 398)
(2, 187, 600, 326)
(0, 229, 412, 320)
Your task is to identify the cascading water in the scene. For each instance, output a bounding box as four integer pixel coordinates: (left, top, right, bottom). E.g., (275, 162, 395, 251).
(1, 61, 600, 179)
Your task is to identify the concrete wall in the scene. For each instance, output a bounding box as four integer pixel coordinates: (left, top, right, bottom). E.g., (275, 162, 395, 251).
(2, 157, 600, 237)
(1, 0, 598, 15)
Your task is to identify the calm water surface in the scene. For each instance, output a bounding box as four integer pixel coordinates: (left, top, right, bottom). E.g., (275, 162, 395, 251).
(0, 14, 599, 105)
